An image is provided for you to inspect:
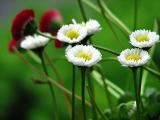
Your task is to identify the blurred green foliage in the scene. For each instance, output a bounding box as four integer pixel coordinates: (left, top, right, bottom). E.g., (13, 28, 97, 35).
(0, 0, 160, 120)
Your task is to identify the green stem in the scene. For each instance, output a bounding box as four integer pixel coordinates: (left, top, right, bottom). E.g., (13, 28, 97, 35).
(77, 0, 87, 21)
(91, 69, 125, 96)
(93, 45, 119, 55)
(87, 70, 98, 120)
(138, 67, 144, 110)
(36, 30, 56, 40)
(100, 57, 117, 62)
(87, 86, 109, 120)
(81, 67, 87, 120)
(72, 65, 76, 120)
(143, 66, 160, 77)
(15, 49, 92, 107)
(44, 52, 72, 118)
(96, 0, 124, 48)
(39, 52, 59, 120)
(132, 68, 140, 120)
(141, 19, 159, 95)
(77, 0, 94, 44)
(101, 72, 114, 111)
(133, 0, 138, 30)
(82, 0, 131, 35)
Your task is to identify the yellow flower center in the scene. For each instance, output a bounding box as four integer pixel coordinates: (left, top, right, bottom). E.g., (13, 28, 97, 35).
(126, 54, 142, 61)
(136, 35, 150, 42)
(75, 52, 91, 61)
(65, 30, 79, 40)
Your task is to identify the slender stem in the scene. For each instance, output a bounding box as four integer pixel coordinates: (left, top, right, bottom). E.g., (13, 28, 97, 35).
(77, 0, 94, 44)
(138, 67, 144, 110)
(36, 30, 56, 40)
(133, 0, 138, 30)
(138, 67, 143, 98)
(81, 67, 87, 120)
(15, 49, 92, 107)
(141, 20, 159, 95)
(87, 70, 98, 120)
(82, 0, 131, 35)
(96, 0, 124, 48)
(143, 66, 160, 77)
(44, 52, 72, 117)
(100, 57, 117, 62)
(101, 73, 114, 111)
(95, 65, 113, 111)
(132, 68, 140, 120)
(87, 86, 109, 120)
(93, 45, 119, 55)
(72, 65, 76, 120)
(92, 69, 125, 96)
(39, 52, 59, 120)
(77, 0, 87, 21)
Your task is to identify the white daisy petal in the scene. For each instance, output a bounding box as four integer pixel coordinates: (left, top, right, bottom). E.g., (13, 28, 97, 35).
(57, 24, 87, 44)
(117, 48, 150, 67)
(20, 33, 51, 50)
(72, 19, 101, 35)
(65, 45, 102, 67)
(85, 19, 101, 35)
(130, 29, 159, 48)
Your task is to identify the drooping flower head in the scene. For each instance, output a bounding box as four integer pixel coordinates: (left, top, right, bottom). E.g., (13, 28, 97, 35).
(72, 19, 101, 35)
(39, 9, 62, 33)
(57, 24, 87, 44)
(130, 29, 159, 48)
(65, 45, 102, 67)
(117, 48, 150, 67)
(11, 9, 37, 41)
(20, 33, 51, 50)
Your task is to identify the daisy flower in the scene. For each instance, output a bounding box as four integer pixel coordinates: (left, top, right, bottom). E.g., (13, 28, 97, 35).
(39, 9, 62, 33)
(117, 48, 150, 67)
(130, 29, 159, 48)
(11, 9, 37, 41)
(57, 24, 87, 44)
(65, 45, 102, 67)
(20, 34, 51, 50)
(72, 19, 101, 35)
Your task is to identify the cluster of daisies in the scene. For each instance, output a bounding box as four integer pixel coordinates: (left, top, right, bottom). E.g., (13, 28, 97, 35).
(118, 30, 159, 67)
(58, 19, 102, 67)
(9, 9, 102, 67)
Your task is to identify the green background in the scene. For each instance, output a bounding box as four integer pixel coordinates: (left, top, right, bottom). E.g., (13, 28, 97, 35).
(0, 0, 160, 119)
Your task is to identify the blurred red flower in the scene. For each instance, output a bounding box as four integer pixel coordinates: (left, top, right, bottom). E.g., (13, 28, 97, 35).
(8, 39, 19, 53)
(11, 9, 36, 41)
(39, 9, 62, 33)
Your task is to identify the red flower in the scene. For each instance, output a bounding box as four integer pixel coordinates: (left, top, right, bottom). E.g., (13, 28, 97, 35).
(54, 39, 64, 48)
(39, 9, 62, 33)
(53, 32, 64, 48)
(11, 9, 36, 41)
(8, 39, 18, 53)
